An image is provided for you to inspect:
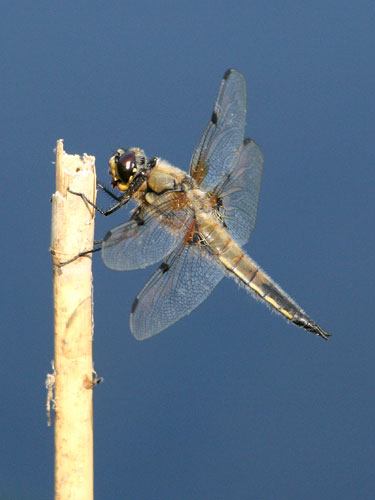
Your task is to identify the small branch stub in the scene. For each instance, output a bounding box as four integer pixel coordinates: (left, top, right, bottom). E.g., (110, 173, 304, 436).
(51, 140, 96, 500)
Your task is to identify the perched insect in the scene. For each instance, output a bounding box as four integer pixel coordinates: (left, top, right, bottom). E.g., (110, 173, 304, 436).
(71, 69, 330, 341)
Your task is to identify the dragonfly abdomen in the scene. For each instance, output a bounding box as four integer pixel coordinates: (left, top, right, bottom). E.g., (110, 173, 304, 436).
(198, 214, 330, 340)
(234, 254, 330, 339)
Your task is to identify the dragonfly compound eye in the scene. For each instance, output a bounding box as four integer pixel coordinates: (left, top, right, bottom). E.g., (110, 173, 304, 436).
(116, 152, 137, 184)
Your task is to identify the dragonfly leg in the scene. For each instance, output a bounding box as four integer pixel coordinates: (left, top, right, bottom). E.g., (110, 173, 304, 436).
(57, 243, 103, 267)
(97, 182, 122, 202)
(68, 189, 129, 216)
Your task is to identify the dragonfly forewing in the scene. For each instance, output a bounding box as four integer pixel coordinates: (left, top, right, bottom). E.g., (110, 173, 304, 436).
(102, 192, 193, 271)
(190, 69, 247, 190)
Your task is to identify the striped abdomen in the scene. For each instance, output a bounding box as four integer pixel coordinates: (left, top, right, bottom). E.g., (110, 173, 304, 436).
(197, 214, 330, 340)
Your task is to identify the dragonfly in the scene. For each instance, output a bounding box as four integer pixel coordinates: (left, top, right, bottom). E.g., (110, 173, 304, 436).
(71, 69, 330, 341)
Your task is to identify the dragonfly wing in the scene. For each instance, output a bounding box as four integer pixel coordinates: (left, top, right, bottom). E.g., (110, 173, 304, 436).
(189, 69, 246, 191)
(102, 192, 192, 270)
(130, 244, 225, 340)
(217, 139, 264, 246)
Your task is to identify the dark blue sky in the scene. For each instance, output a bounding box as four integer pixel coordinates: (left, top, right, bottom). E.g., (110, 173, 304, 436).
(2, 1, 375, 499)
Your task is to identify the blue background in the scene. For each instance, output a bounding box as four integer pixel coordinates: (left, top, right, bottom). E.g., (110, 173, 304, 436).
(2, 1, 375, 499)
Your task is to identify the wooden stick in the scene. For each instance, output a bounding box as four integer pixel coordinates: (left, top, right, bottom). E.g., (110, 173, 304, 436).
(51, 140, 96, 500)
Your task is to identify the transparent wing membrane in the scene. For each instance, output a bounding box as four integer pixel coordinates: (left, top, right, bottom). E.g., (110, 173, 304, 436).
(102, 192, 192, 270)
(189, 69, 247, 191)
(130, 244, 224, 340)
(217, 139, 264, 246)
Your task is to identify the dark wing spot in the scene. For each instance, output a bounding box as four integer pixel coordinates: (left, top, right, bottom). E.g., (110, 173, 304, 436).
(132, 207, 145, 226)
(103, 229, 113, 242)
(131, 297, 139, 314)
(223, 68, 233, 80)
(159, 262, 170, 273)
(211, 111, 218, 125)
(192, 232, 201, 244)
(243, 138, 253, 146)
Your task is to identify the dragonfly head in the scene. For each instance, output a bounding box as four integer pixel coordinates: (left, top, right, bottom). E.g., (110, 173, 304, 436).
(108, 147, 147, 193)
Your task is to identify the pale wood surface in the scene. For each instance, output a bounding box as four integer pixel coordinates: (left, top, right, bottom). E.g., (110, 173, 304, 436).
(51, 140, 96, 500)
